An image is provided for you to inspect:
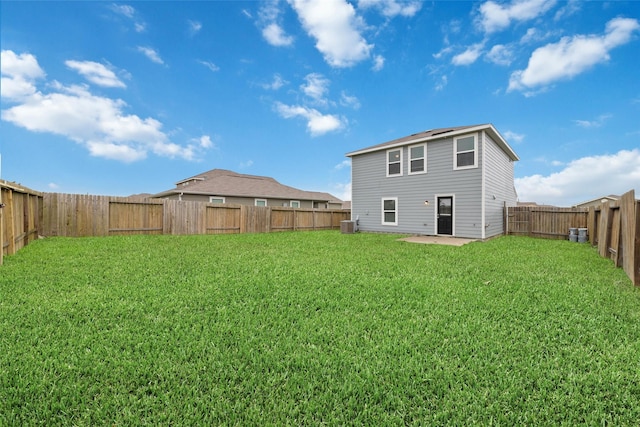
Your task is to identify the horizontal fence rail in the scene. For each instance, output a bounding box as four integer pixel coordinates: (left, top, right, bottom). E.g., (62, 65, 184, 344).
(41, 193, 350, 238)
(505, 189, 639, 286)
(1, 181, 43, 265)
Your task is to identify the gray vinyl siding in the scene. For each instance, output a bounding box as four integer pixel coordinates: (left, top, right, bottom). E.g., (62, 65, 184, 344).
(483, 132, 517, 238)
(351, 133, 484, 238)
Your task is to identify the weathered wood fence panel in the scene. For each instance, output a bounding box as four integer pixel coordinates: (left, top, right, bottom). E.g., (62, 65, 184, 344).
(110, 199, 164, 235)
(1, 181, 42, 265)
(206, 205, 241, 234)
(596, 190, 639, 286)
(505, 206, 588, 239)
(39, 193, 350, 239)
(240, 205, 271, 234)
(506, 189, 639, 286)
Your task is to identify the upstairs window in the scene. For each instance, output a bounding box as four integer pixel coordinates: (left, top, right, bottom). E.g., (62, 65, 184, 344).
(209, 196, 225, 204)
(255, 199, 267, 206)
(387, 148, 402, 177)
(290, 201, 300, 208)
(454, 134, 477, 169)
(409, 144, 426, 174)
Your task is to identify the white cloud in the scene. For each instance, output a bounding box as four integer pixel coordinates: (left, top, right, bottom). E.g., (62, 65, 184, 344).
(262, 23, 295, 46)
(65, 60, 126, 88)
(110, 3, 135, 18)
(452, 43, 484, 66)
(188, 20, 202, 35)
(515, 149, 640, 206)
(258, 1, 294, 47)
(334, 159, 351, 170)
(340, 91, 361, 110)
(109, 3, 146, 33)
(573, 113, 612, 128)
(432, 46, 453, 60)
(261, 73, 288, 90)
(86, 140, 147, 162)
(197, 135, 214, 149)
(198, 60, 220, 72)
(554, 0, 580, 21)
(1, 51, 210, 163)
(357, 0, 422, 18)
(48, 182, 59, 190)
(477, 0, 557, 34)
(274, 102, 344, 136)
(288, 0, 373, 67)
(503, 130, 525, 144)
(434, 74, 448, 91)
(137, 46, 164, 64)
(372, 54, 385, 71)
(486, 44, 513, 66)
(509, 17, 640, 93)
(301, 73, 330, 105)
(240, 160, 254, 169)
(333, 181, 351, 201)
(0, 50, 46, 100)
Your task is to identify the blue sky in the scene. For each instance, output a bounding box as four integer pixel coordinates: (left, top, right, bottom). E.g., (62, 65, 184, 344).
(1, 0, 639, 206)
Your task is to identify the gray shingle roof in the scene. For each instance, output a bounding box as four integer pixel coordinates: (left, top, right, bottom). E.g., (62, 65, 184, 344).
(154, 169, 342, 203)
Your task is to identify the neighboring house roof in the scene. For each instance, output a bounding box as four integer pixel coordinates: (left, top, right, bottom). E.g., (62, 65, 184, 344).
(574, 194, 620, 208)
(345, 123, 519, 161)
(153, 169, 342, 203)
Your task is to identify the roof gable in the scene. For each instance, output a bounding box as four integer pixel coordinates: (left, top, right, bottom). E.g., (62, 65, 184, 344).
(346, 123, 519, 161)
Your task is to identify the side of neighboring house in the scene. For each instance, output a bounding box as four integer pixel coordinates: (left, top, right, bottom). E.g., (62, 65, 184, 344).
(153, 169, 343, 209)
(573, 195, 619, 209)
(346, 124, 519, 239)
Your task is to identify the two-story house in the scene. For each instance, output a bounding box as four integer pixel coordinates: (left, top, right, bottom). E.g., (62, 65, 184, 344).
(346, 124, 519, 239)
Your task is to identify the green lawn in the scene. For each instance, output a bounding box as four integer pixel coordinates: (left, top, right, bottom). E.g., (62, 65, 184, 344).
(2, 232, 640, 425)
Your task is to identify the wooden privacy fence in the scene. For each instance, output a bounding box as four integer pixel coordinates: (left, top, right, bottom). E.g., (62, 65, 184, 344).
(41, 193, 350, 238)
(505, 189, 640, 286)
(1, 181, 42, 265)
(588, 190, 640, 286)
(505, 205, 589, 240)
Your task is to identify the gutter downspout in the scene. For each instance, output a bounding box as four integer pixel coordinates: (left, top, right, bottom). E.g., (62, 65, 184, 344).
(481, 130, 486, 240)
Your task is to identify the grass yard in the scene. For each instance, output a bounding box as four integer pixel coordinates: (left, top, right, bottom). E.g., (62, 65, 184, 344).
(2, 231, 640, 425)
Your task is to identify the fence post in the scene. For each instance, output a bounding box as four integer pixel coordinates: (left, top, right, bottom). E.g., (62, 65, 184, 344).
(0, 186, 3, 266)
(503, 202, 508, 235)
(598, 202, 612, 258)
(5, 189, 15, 257)
(620, 190, 639, 286)
(634, 200, 640, 286)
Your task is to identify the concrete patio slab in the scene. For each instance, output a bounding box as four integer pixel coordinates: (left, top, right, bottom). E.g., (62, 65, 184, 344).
(398, 236, 477, 246)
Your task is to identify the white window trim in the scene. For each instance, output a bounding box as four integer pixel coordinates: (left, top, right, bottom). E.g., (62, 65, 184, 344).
(453, 133, 478, 170)
(209, 196, 225, 203)
(381, 197, 398, 226)
(408, 143, 427, 175)
(386, 148, 403, 177)
(255, 198, 267, 206)
(290, 200, 300, 208)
